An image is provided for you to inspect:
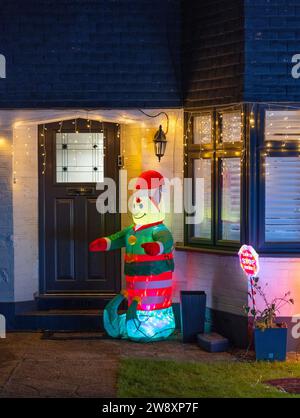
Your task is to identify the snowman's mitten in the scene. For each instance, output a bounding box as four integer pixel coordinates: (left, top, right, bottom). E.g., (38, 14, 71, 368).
(141, 242, 162, 256)
(89, 237, 110, 252)
(152, 229, 174, 253)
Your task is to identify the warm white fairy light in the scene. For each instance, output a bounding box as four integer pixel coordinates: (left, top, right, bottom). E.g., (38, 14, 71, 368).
(249, 112, 255, 128)
(194, 114, 211, 145)
(12, 139, 17, 184)
(220, 111, 242, 143)
(41, 124, 47, 175)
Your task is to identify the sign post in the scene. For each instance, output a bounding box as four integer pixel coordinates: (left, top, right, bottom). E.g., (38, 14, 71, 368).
(238, 245, 260, 317)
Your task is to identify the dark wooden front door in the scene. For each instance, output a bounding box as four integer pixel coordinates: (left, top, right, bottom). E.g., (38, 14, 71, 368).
(38, 119, 121, 293)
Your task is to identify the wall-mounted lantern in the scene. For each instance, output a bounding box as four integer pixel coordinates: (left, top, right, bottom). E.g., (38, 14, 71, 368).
(153, 125, 167, 162)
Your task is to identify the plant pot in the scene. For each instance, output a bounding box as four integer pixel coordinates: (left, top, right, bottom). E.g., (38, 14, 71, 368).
(254, 327, 287, 361)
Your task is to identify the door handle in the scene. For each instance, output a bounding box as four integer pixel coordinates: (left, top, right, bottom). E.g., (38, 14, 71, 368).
(67, 187, 95, 196)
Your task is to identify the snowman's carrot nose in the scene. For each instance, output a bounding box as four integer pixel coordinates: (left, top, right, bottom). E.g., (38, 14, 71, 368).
(136, 197, 141, 203)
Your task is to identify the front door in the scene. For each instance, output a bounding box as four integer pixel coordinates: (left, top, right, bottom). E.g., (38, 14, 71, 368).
(38, 119, 121, 293)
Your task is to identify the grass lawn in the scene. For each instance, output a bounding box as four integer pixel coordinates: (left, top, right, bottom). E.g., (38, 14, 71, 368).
(117, 358, 300, 398)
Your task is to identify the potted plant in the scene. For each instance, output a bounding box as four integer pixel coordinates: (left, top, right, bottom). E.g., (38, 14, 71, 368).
(244, 277, 294, 361)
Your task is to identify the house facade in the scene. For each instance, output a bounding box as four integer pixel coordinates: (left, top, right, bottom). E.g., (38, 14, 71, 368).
(0, 0, 300, 350)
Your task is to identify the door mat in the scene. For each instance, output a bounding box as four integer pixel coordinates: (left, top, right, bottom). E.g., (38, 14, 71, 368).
(41, 331, 107, 340)
(264, 378, 300, 394)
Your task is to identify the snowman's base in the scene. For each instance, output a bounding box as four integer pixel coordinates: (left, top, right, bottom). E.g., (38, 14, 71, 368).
(103, 293, 175, 342)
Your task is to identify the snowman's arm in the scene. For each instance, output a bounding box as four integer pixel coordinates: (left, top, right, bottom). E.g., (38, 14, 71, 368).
(89, 225, 133, 252)
(152, 229, 174, 254)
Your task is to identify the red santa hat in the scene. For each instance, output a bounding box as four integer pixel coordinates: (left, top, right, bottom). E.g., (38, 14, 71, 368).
(135, 170, 164, 190)
(135, 170, 165, 209)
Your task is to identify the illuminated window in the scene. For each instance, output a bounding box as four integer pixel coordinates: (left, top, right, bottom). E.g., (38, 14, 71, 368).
(185, 108, 243, 249)
(220, 111, 242, 143)
(221, 158, 241, 241)
(265, 110, 300, 142)
(193, 114, 212, 145)
(186, 106, 300, 254)
(265, 157, 300, 242)
(260, 109, 300, 250)
(193, 159, 212, 240)
(56, 132, 104, 183)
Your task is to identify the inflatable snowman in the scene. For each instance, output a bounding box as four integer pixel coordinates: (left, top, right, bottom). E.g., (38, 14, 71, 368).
(89, 170, 175, 342)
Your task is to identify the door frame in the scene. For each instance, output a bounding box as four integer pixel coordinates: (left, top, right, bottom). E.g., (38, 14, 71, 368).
(38, 118, 121, 295)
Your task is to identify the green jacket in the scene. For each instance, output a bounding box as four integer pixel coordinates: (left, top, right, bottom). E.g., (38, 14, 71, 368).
(107, 222, 174, 276)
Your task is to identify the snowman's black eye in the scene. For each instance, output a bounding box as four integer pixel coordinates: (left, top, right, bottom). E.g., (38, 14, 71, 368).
(139, 204, 143, 209)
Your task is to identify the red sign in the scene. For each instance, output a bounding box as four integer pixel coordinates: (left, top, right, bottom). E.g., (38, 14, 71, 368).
(238, 245, 259, 277)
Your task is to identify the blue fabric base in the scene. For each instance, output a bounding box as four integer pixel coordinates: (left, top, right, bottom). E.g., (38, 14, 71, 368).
(103, 293, 175, 342)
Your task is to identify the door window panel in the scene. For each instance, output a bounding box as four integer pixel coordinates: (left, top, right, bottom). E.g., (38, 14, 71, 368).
(56, 132, 104, 183)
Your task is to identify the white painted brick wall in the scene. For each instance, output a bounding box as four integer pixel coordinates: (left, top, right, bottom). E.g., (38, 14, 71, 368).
(252, 258, 300, 317)
(173, 251, 248, 316)
(13, 125, 39, 302)
(0, 129, 14, 302)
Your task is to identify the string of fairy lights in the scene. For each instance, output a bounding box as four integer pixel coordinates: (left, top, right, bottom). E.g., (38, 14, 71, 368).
(11, 113, 162, 185)
(11, 102, 300, 185)
(12, 126, 36, 184)
(184, 102, 300, 179)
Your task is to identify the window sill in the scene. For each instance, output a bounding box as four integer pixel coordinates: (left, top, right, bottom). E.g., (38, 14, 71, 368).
(175, 244, 300, 258)
(174, 243, 238, 256)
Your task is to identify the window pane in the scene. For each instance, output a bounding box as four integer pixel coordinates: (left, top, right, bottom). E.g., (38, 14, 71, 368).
(193, 159, 212, 239)
(221, 158, 241, 241)
(193, 115, 212, 145)
(266, 110, 300, 142)
(56, 133, 104, 183)
(220, 111, 242, 143)
(265, 157, 300, 242)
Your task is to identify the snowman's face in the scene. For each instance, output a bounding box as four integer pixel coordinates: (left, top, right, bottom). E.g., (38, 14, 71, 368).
(131, 190, 165, 226)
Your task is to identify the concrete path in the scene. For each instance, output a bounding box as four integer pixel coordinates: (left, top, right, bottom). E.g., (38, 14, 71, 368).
(0, 332, 234, 398)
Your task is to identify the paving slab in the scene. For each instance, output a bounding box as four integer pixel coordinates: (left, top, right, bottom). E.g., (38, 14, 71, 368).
(2, 332, 297, 398)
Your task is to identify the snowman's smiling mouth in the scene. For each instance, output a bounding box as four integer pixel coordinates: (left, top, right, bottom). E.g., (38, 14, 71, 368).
(134, 213, 146, 219)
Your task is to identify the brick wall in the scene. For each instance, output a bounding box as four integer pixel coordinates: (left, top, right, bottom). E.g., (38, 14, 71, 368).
(0, 0, 181, 108)
(183, 0, 244, 108)
(3, 1, 300, 108)
(244, 0, 300, 101)
(256, 258, 300, 316)
(173, 251, 247, 316)
(0, 129, 14, 302)
(121, 110, 184, 244)
(12, 125, 39, 302)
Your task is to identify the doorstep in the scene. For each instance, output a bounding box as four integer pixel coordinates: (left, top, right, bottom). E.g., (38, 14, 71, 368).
(16, 309, 107, 332)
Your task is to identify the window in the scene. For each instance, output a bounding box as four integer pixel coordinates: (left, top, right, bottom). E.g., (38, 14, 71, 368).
(265, 157, 300, 242)
(193, 115, 212, 145)
(265, 110, 300, 142)
(193, 159, 212, 240)
(261, 109, 300, 250)
(56, 132, 104, 183)
(186, 108, 244, 250)
(220, 111, 242, 143)
(221, 158, 241, 241)
(186, 106, 300, 254)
